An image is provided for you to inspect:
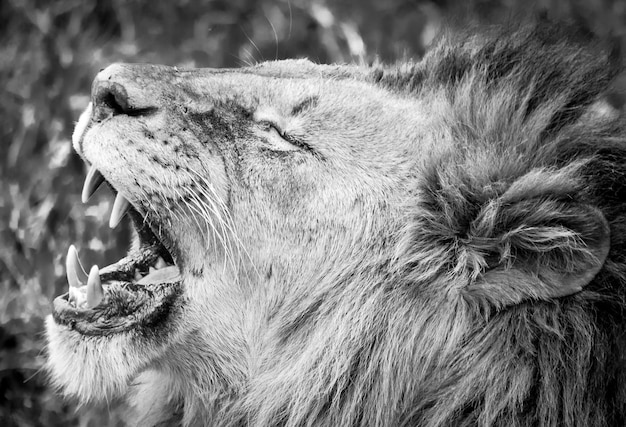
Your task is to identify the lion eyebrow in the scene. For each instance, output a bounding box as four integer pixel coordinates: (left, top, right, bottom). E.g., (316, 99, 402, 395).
(291, 96, 319, 116)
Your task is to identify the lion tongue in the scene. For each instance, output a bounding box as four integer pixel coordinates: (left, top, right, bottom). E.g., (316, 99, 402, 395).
(136, 265, 181, 285)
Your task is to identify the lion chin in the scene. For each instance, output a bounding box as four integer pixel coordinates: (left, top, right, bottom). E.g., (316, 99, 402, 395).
(46, 22, 626, 427)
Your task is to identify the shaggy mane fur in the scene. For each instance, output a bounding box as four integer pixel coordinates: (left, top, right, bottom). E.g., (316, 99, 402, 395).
(394, 24, 626, 425)
(235, 24, 626, 426)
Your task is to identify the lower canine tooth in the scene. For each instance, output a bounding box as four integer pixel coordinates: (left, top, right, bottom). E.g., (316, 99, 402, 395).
(109, 193, 130, 229)
(66, 245, 88, 288)
(86, 265, 104, 308)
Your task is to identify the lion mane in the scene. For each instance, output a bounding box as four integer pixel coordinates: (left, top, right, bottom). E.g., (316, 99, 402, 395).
(360, 24, 626, 426)
(48, 22, 626, 426)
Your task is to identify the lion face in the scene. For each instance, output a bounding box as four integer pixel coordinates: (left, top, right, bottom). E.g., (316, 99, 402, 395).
(46, 59, 427, 405)
(47, 24, 625, 426)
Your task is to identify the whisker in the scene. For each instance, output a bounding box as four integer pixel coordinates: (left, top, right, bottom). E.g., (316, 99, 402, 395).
(192, 176, 261, 278)
(189, 188, 243, 280)
(183, 168, 262, 282)
(191, 172, 255, 277)
(239, 25, 264, 63)
(186, 192, 233, 272)
(198, 196, 239, 276)
(171, 187, 210, 245)
(182, 181, 239, 278)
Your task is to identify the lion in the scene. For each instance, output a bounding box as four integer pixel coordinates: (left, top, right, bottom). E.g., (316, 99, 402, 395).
(46, 22, 626, 426)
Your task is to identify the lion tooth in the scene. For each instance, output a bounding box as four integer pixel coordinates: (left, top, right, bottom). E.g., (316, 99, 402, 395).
(155, 257, 167, 269)
(69, 286, 86, 308)
(134, 269, 142, 280)
(86, 265, 104, 308)
(109, 193, 130, 228)
(81, 165, 105, 203)
(68, 286, 78, 306)
(149, 266, 156, 274)
(66, 245, 88, 288)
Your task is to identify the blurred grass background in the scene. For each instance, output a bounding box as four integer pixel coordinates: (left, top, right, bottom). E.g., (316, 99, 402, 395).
(1, 0, 625, 425)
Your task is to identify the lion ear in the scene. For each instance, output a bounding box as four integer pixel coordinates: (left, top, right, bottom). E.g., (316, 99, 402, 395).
(461, 196, 610, 310)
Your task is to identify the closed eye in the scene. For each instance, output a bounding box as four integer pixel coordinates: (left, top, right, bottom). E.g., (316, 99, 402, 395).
(257, 120, 300, 152)
(259, 120, 285, 137)
(254, 114, 317, 155)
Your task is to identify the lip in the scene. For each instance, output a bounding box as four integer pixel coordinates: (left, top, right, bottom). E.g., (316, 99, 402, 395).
(52, 279, 183, 336)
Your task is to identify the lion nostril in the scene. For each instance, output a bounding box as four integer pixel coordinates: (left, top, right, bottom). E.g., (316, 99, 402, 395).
(102, 90, 127, 115)
(91, 80, 156, 122)
(92, 82, 131, 122)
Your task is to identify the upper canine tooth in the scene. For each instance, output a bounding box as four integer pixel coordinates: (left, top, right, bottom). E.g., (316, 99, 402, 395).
(109, 193, 130, 229)
(81, 165, 105, 203)
(86, 265, 104, 308)
(66, 245, 88, 288)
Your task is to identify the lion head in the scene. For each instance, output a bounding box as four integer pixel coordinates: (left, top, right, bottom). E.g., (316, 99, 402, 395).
(46, 23, 626, 426)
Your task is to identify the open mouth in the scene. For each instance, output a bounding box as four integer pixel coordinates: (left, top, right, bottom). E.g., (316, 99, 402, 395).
(52, 165, 183, 336)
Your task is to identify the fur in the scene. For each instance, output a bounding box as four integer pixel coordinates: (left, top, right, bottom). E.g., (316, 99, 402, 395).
(47, 22, 626, 426)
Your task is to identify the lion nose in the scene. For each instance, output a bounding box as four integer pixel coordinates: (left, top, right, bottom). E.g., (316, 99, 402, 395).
(92, 81, 132, 122)
(91, 63, 158, 122)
